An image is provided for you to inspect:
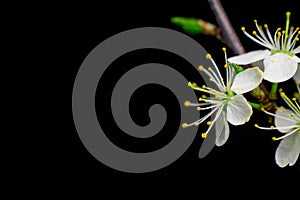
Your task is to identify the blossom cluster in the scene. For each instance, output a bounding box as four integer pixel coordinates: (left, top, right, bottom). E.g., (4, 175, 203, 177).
(182, 12, 300, 167)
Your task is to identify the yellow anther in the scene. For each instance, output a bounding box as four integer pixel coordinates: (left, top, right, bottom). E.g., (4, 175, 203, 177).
(254, 20, 257, 23)
(182, 123, 188, 128)
(184, 101, 190, 107)
(202, 95, 207, 98)
(206, 121, 212, 126)
(252, 31, 257, 35)
(275, 106, 280, 110)
(194, 122, 200, 126)
(201, 133, 207, 139)
(280, 92, 285, 96)
(277, 27, 282, 31)
(270, 126, 275, 129)
(202, 85, 206, 89)
(261, 107, 265, 111)
(215, 94, 221, 99)
(282, 109, 287, 113)
(293, 92, 300, 99)
(296, 37, 299, 41)
(254, 124, 259, 128)
(271, 60, 275, 63)
(290, 113, 295, 117)
(278, 88, 283, 92)
(224, 63, 229, 68)
(278, 32, 282, 36)
(258, 25, 262, 30)
(268, 117, 273, 123)
(208, 67, 212, 71)
(197, 107, 201, 111)
(292, 97, 297, 101)
(198, 98, 203, 101)
(290, 26, 294, 31)
(198, 65, 204, 71)
(241, 27, 245, 31)
(206, 54, 212, 59)
(188, 82, 192, 87)
(264, 24, 268, 28)
(272, 137, 277, 141)
(192, 82, 197, 87)
(222, 47, 226, 51)
(209, 77, 214, 81)
(286, 11, 291, 17)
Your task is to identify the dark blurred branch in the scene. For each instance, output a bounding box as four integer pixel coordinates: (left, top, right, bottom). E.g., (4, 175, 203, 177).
(207, 0, 245, 55)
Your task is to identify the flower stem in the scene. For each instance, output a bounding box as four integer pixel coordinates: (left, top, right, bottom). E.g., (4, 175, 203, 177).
(249, 102, 261, 110)
(270, 83, 278, 98)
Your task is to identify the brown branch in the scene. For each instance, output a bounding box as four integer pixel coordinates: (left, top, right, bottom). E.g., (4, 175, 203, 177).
(207, 0, 245, 55)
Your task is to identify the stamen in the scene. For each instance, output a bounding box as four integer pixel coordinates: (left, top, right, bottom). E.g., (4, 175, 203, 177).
(280, 92, 300, 115)
(256, 124, 297, 130)
(272, 127, 300, 140)
(182, 123, 188, 128)
(262, 109, 296, 123)
(184, 101, 190, 107)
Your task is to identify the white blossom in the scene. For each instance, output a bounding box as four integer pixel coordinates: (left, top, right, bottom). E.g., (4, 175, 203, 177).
(183, 49, 263, 146)
(255, 92, 300, 167)
(228, 12, 300, 83)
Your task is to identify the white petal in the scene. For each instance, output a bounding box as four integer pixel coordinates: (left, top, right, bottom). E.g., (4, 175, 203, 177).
(275, 133, 300, 167)
(275, 107, 298, 133)
(228, 50, 270, 65)
(215, 112, 230, 146)
(231, 67, 263, 94)
(263, 53, 298, 83)
(226, 95, 253, 125)
(251, 60, 264, 71)
(293, 63, 300, 83)
(291, 55, 300, 63)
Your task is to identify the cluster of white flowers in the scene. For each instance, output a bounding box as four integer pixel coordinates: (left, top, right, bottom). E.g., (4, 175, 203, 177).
(183, 12, 300, 168)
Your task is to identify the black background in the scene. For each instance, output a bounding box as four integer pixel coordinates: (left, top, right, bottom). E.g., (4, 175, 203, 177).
(21, 0, 300, 199)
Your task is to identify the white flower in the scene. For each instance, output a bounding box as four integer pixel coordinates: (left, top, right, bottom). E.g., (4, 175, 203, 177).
(183, 49, 263, 146)
(293, 67, 300, 96)
(228, 12, 300, 83)
(255, 92, 300, 167)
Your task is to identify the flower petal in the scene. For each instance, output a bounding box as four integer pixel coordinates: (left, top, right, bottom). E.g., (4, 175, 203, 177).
(231, 67, 263, 94)
(215, 112, 230, 146)
(274, 107, 298, 133)
(226, 95, 253, 125)
(293, 63, 300, 83)
(228, 50, 270, 65)
(291, 55, 300, 63)
(275, 133, 300, 167)
(263, 53, 298, 83)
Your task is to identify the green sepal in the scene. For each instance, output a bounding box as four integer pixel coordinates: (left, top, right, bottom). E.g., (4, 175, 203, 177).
(231, 63, 244, 74)
(171, 17, 203, 35)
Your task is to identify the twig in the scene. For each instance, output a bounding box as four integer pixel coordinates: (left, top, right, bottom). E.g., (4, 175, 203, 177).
(207, 0, 245, 55)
